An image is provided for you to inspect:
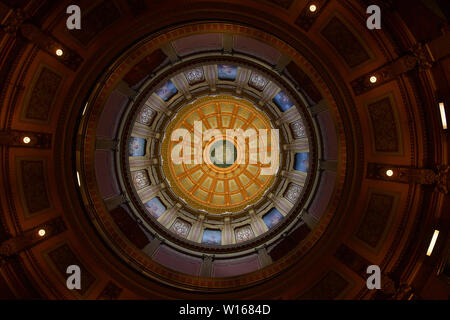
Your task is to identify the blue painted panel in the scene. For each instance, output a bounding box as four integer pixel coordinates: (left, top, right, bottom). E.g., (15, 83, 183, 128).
(145, 197, 166, 218)
(202, 229, 222, 245)
(129, 137, 146, 156)
(262, 208, 284, 229)
(294, 152, 310, 172)
(273, 91, 294, 112)
(156, 80, 178, 101)
(218, 64, 237, 81)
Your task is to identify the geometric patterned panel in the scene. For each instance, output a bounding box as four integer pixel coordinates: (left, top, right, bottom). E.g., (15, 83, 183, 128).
(24, 67, 62, 122)
(367, 97, 399, 153)
(321, 16, 371, 68)
(294, 0, 330, 32)
(283, 183, 303, 204)
(170, 218, 192, 238)
(234, 224, 255, 243)
(290, 119, 306, 139)
(184, 67, 205, 85)
(299, 270, 349, 300)
(248, 72, 269, 91)
(20, 160, 50, 214)
(136, 106, 156, 126)
(131, 170, 150, 190)
(355, 192, 395, 248)
(46, 243, 96, 296)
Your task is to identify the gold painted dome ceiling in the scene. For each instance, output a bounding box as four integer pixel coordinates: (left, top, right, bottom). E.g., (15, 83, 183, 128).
(160, 95, 277, 214)
(123, 59, 318, 248)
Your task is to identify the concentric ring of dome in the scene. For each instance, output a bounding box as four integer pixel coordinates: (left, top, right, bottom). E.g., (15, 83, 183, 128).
(160, 95, 278, 214)
(125, 59, 317, 248)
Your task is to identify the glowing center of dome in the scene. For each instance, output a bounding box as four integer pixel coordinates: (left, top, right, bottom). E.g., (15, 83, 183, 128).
(209, 140, 237, 169)
(161, 95, 278, 214)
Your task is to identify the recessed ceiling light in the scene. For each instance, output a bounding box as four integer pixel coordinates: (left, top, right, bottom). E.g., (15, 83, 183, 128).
(309, 4, 317, 12)
(439, 102, 447, 130)
(23, 136, 31, 144)
(426, 230, 439, 256)
(370, 76, 377, 83)
(385, 169, 394, 177)
(56, 49, 64, 56)
(38, 229, 46, 237)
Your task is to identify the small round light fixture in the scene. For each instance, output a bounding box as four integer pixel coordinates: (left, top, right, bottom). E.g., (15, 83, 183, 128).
(370, 76, 378, 84)
(386, 169, 394, 177)
(309, 4, 317, 12)
(23, 136, 31, 144)
(55, 49, 64, 57)
(38, 229, 46, 237)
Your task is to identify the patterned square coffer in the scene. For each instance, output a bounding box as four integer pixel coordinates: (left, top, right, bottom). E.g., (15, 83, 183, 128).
(170, 218, 192, 238)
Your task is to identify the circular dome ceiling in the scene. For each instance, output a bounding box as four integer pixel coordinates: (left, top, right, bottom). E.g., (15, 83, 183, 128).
(121, 59, 318, 251)
(2, 0, 446, 300)
(76, 22, 349, 290)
